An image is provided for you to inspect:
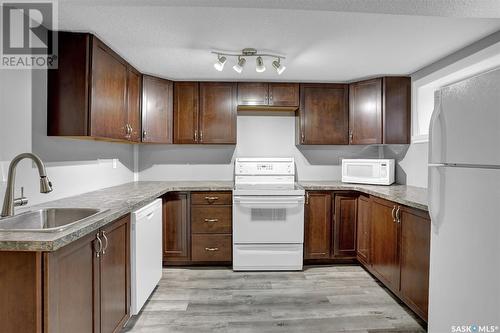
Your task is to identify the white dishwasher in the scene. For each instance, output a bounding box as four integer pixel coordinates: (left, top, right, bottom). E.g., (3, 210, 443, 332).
(131, 199, 163, 315)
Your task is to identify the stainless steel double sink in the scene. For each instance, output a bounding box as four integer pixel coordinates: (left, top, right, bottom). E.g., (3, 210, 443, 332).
(0, 208, 107, 232)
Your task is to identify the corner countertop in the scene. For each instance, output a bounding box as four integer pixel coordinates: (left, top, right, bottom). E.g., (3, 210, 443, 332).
(298, 181, 428, 212)
(0, 181, 233, 252)
(0, 180, 427, 252)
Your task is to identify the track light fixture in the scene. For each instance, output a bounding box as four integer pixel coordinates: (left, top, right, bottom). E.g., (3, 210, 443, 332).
(212, 48, 285, 74)
(233, 56, 246, 74)
(272, 58, 286, 75)
(255, 56, 266, 73)
(213, 55, 227, 71)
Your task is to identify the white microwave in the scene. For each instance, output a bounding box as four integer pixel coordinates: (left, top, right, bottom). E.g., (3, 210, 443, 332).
(341, 159, 395, 185)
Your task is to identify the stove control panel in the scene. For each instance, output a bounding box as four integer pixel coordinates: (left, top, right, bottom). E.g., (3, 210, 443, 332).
(235, 158, 295, 176)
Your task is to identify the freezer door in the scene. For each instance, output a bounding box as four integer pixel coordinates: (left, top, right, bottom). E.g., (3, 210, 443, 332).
(428, 166, 500, 332)
(429, 67, 500, 166)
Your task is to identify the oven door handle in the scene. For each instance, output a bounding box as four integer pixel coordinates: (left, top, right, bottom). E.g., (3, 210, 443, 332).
(233, 196, 305, 206)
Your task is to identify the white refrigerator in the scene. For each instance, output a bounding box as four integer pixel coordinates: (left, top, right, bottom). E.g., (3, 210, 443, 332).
(428, 67, 500, 332)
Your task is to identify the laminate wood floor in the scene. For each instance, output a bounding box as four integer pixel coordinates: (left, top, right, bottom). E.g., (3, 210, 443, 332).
(122, 265, 426, 333)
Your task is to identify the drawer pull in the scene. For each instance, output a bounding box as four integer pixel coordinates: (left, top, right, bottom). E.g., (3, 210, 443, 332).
(204, 218, 219, 223)
(205, 196, 219, 202)
(205, 247, 219, 252)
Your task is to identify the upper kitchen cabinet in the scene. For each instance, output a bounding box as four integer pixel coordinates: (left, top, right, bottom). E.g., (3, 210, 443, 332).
(127, 68, 142, 142)
(199, 82, 237, 144)
(47, 32, 141, 142)
(297, 84, 349, 145)
(174, 82, 236, 144)
(237, 82, 268, 106)
(349, 77, 411, 145)
(142, 75, 173, 143)
(174, 82, 199, 144)
(237, 83, 299, 110)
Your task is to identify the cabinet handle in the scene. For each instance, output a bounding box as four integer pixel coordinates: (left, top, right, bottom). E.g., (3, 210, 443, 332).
(142, 130, 147, 140)
(204, 218, 219, 223)
(200, 130, 203, 142)
(95, 233, 103, 258)
(305, 192, 309, 205)
(395, 206, 401, 223)
(349, 130, 353, 143)
(391, 205, 396, 222)
(301, 132, 305, 144)
(205, 247, 219, 252)
(194, 130, 198, 142)
(101, 230, 109, 255)
(205, 196, 219, 202)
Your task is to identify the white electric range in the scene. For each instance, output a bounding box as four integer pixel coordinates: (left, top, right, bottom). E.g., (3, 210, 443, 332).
(232, 158, 305, 271)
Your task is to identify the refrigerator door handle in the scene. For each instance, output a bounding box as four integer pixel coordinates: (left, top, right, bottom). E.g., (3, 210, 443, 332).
(428, 165, 446, 233)
(428, 90, 446, 164)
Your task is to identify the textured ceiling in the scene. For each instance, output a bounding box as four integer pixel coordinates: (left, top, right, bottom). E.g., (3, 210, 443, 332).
(58, 1, 500, 81)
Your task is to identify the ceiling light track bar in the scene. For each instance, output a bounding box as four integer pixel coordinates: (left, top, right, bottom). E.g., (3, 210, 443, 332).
(211, 51, 286, 60)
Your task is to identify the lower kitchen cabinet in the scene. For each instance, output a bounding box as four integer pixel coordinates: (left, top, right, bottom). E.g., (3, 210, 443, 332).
(191, 234, 232, 262)
(356, 194, 371, 265)
(99, 216, 131, 333)
(399, 206, 431, 321)
(190, 191, 232, 263)
(332, 193, 358, 259)
(44, 231, 98, 333)
(304, 191, 332, 260)
(162, 192, 191, 264)
(0, 215, 131, 333)
(304, 191, 357, 261)
(162, 191, 233, 265)
(45, 215, 130, 333)
(370, 197, 401, 293)
(366, 197, 430, 322)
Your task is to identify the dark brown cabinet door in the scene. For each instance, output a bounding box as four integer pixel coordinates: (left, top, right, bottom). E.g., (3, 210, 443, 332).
(356, 194, 371, 265)
(237, 82, 268, 105)
(44, 232, 99, 333)
(349, 78, 382, 145)
(383, 77, 411, 144)
(399, 206, 430, 321)
(142, 75, 173, 143)
(90, 38, 128, 140)
(163, 192, 190, 263)
(199, 82, 237, 144)
(99, 215, 130, 333)
(332, 193, 357, 259)
(126, 67, 142, 142)
(371, 197, 400, 293)
(298, 84, 349, 145)
(304, 191, 332, 260)
(269, 83, 299, 107)
(174, 82, 199, 144)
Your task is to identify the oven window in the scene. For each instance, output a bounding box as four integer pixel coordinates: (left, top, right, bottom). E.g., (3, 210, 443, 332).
(251, 208, 287, 221)
(347, 164, 374, 178)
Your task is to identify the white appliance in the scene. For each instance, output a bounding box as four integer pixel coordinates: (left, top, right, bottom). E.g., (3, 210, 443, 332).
(233, 157, 305, 271)
(428, 68, 500, 332)
(130, 199, 163, 315)
(341, 159, 395, 185)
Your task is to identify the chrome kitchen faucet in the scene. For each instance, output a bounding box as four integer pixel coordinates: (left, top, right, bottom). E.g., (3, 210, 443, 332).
(1, 153, 53, 217)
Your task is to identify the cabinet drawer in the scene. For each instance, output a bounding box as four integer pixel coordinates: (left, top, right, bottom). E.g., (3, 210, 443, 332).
(191, 234, 232, 262)
(191, 192, 232, 205)
(192, 206, 232, 234)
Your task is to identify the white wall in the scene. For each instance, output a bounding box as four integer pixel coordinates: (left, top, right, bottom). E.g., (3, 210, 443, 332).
(139, 112, 390, 182)
(399, 142, 428, 188)
(0, 69, 135, 207)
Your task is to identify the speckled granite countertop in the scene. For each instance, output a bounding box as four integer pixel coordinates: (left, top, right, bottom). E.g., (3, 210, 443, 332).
(0, 181, 233, 252)
(298, 181, 428, 211)
(0, 180, 427, 252)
